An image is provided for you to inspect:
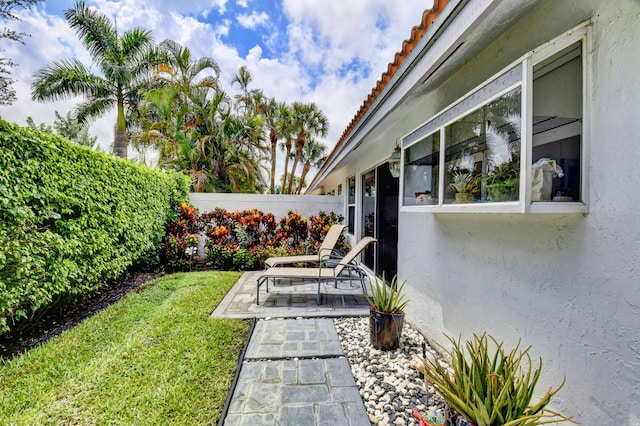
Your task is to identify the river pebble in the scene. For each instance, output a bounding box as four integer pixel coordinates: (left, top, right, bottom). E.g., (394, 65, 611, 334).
(334, 317, 449, 425)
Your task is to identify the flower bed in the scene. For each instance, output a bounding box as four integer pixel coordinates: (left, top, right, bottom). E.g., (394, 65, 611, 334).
(161, 203, 347, 272)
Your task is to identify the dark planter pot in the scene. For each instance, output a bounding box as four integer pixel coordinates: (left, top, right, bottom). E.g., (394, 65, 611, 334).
(369, 308, 404, 350)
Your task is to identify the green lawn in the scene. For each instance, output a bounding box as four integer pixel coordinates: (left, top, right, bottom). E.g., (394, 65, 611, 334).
(0, 271, 249, 425)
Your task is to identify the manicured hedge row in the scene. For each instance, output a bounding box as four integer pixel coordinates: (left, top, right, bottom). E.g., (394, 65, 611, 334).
(0, 120, 189, 334)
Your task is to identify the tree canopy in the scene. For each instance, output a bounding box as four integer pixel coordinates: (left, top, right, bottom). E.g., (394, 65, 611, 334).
(0, 0, 40, 106)
(26, 1, 330, 192)
(31, 0, 159, 158)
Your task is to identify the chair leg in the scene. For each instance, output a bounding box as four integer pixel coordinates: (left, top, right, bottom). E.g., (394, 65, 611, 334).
(256, 276, 263, 305)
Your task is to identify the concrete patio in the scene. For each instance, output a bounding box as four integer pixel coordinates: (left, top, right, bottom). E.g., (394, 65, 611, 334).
(210, 271, 371, 319)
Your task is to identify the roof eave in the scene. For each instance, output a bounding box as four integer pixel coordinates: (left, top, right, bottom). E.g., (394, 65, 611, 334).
(307, 0, 460, 192)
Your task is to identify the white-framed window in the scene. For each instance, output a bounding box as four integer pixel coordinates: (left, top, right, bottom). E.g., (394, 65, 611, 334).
(347, 176, 356, 234)
(401, 22, 589, 214)
(361, 169, 376, 269)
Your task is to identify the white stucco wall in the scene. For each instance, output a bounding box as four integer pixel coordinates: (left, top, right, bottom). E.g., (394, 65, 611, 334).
(188, 193, 343, 220)
(397, 1, 640, 424)
(310, 0, 640, 423)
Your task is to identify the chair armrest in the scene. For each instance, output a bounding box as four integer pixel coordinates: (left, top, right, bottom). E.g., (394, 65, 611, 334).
(337, 262, 362, 275)
(318, 248, 345, 263)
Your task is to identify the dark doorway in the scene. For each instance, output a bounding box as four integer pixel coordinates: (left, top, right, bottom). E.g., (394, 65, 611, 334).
(375, 163, 399, 278)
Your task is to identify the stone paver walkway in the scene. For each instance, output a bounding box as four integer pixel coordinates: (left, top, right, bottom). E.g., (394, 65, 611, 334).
(246, 318, 343, 359)
(222, 318, 370, 426)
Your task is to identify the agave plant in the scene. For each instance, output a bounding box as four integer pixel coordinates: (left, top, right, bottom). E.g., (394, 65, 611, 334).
(414, 333, 574, 426)
(365, 273, 409, 314)
(449, 171, 478, 194)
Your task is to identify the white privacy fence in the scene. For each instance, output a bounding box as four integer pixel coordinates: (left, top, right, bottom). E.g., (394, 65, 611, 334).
(188, 193, 344, 220)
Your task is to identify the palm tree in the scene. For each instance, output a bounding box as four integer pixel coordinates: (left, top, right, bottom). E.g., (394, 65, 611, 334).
(262, 98, 286, 193)
(278, 103, 295, 192)
(287, 102, 328, 194)
(215, 104, 268, 192)
(156, 39, 221, 98)
(296, 138, 327, 194)
(31, 1, 158, 159)
(231, 65, 253, 113)
(134, 40, 221, 165)
(134, 85, 182, 164)
(191, 90, 233, 191)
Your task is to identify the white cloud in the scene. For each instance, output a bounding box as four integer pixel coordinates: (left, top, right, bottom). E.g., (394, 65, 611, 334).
(282, 0, 427, 77)
(0, 0, 433, 179)
(214, 19, 232, 38)
(237, 11, 269, 29)
(164, 13, 213, 47)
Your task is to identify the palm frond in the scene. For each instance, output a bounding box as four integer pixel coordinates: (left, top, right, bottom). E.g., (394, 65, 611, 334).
(31, 59, 109, 102)
(74, 96, 115, 124)
(64, 1, 117, 63)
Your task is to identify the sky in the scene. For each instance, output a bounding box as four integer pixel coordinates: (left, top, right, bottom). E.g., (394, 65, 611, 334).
(1, 0, 432, 180)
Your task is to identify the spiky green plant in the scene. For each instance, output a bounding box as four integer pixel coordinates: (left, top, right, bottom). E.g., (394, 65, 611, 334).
(449, 171, 478, 194)
(415, 333, 574, 426)
(365, 273, 409, 314)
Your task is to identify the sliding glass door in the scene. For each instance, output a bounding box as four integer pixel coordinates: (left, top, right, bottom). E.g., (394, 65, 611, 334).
(360, 164, 398, 276)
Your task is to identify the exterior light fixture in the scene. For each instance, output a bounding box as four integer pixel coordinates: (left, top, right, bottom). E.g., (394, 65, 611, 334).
(388, 143, 401, 178)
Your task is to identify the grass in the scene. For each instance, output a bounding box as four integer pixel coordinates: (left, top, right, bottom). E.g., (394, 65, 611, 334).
(0, 271, 249, 425)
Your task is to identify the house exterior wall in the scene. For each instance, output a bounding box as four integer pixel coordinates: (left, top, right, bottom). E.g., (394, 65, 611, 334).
(311, 0, 640, 423)
(188, 193, 343, 220)
(399, 1, 640, 424)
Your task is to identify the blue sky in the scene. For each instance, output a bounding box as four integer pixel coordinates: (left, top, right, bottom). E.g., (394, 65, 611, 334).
(1, 0, 431, 174)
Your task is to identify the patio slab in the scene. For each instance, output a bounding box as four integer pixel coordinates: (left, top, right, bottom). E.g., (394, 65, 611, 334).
(211, 271, 370, 319)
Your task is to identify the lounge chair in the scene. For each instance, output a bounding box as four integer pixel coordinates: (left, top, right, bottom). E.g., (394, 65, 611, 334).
(264, 224, 346, 268)
(256, 236, 376, 305)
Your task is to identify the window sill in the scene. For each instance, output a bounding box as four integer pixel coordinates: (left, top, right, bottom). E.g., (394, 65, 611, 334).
(401, 201, 587, 214)
(528, 201, 588, 214)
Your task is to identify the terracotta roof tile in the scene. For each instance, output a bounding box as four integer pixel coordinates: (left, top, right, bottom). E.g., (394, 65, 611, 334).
(321, 0, 450, 171)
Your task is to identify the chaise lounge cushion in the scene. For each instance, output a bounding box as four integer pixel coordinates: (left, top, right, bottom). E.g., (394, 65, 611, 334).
(264, 224, 346, 267)
(256, 236, 376, 304)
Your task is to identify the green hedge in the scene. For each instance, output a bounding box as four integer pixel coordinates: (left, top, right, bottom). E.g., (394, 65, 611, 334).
(0, 120, 189, 334)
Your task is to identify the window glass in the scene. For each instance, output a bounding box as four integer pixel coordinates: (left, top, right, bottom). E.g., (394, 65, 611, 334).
(348, 176, 356, 204)
(399, 27, 586, 211)
(361, 170, 375, 268)
(444, 86, 522, 203)
(347, 176, 356, 234)
(532, 42, 582, 202)
(403, 131, 440, 206)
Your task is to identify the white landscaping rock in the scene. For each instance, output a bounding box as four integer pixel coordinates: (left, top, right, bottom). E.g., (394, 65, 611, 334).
(334, 317, 449, 425)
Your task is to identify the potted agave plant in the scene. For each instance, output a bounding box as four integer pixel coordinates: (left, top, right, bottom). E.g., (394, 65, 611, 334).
(449, 171, 478, 203)
(414, 333, 574, 426)
(448, 153, 478, 203)
(365, 274, 409, 350)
